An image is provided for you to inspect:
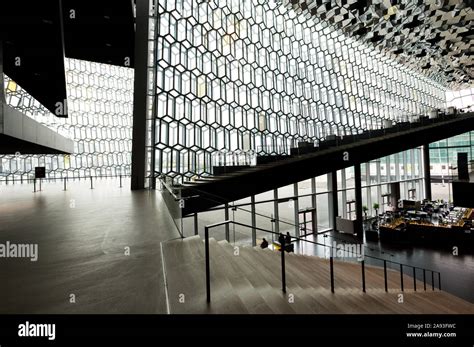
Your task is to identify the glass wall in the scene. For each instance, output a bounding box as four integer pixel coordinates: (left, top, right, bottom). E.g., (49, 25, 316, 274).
(446, 87, 474, 112)
(429, 87, 474, 201)
(337, 148, 425, 219)
(0, 59, 134, 181)
(152, 0, 445, 182)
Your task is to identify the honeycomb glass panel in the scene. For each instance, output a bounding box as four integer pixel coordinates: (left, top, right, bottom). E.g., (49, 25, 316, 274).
(151, 0, 446, 181)
(1, 59, 133, 181)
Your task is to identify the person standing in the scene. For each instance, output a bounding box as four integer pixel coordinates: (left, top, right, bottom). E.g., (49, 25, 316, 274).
(278, 233, 285, 252)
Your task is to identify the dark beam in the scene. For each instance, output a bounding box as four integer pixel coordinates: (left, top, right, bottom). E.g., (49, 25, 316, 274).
(330, 171, 338, 231)
(130, 0, 149, 190)
(423, 144, 432, 200)
(354, 164, 363, 240)
(180, 114, 474, 215)
(0, 134, 72, 155)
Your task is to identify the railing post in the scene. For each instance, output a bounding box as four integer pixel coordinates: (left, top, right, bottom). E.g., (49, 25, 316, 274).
(384, 260, 388, 292)
(281, 240, 286, 294)
(33, 178, 36, 193)
(224, 203, 230, 242)
(205, 226, 211, 303)
(361, 260, 366, 293)
(90, 176, 93, 189)
(413, 267, 416, 291)
(330, 256, 335, 293)
(251, 196, 257, 247)
(63, 177, 67, 191)
(431, 271, 434, 291)
(120, 175, 123, 188)
(400, 264, 404, 291)
(423, 269, 426, 291)
(438, 272, 441, 291)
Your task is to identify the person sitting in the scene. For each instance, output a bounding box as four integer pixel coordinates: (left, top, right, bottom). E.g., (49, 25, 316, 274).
(260, 238, 268, 249)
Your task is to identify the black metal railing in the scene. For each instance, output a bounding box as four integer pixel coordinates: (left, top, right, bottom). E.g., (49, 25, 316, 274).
(0, 174, 131, 191)
(161, 176, 443, 299)
(173, 181, 399, 261)
(203, 220, 441, 303)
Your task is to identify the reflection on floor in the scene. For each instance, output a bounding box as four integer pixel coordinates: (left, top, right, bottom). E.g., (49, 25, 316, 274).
(298, 231, 474, 304)
(0, 179, 179, 313)
(1, 179, 472, 314)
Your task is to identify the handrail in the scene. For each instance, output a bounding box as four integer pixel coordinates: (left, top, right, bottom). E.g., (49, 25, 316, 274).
(0, 173, 131, 184)
(159, 176, 200, 202)
(159, 176, 181, 201)
(204, 219, 441, 303)
(1, 174, 131, 191)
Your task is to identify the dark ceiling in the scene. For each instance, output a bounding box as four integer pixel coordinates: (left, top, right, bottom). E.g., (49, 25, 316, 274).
(1, 1, 67, 117)
(286, 0, 474, 90)
(0, 0, 135, 118)
(62, 0, 135, 67)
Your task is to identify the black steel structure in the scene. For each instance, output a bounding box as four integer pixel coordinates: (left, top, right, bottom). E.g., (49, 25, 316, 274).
(178, 113, 474, 216)
(130, 0, 149, 190)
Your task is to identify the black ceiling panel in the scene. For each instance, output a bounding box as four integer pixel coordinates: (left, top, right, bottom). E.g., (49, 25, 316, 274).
(0, 1, 68, 117)
(62, 0, 135, 67)
(0, 0, 135, 118)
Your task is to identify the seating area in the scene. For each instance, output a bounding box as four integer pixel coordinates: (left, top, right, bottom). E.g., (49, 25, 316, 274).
(378, 200, 474, 247)
(264, 111, 461, 159)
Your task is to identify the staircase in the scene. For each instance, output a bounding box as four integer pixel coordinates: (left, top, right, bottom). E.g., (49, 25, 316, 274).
(161, 236, 474, 314)
(174, 113, 474, 216)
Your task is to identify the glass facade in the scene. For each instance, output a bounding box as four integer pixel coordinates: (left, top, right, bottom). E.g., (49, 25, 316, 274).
(151, 0, 445, 182)
(0, 59, 134, 181)
(428, 87, 474, 200)
(446, 87, 474, 112)
(344, 148, 424, 218)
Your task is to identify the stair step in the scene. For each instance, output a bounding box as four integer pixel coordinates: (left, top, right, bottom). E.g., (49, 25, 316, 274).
(161, 236, 474, 314)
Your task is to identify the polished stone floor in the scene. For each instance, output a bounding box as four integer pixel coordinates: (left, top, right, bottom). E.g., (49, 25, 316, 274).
(0, 178, 179, 313)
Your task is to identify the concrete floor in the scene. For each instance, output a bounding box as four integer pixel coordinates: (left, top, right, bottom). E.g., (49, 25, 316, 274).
(0, 178, 179, 313)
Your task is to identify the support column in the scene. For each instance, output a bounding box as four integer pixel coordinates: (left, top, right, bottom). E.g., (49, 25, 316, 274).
(194, 213, 199, 236)
(225, 203, 230, 241)
(293, 183, 299, 237)
(311, 177, 318, 234)
(341, 170, 347, 218)
(423, 144, 432, 200)
(0, 41, 5, 133)
(402, 151, 409, 198)
(273, 189, 280, 234)
(131, 0, 150, 190)
(329, 171, 338, 231)
(251, 195, 256, 246)
(354, 163, 363, 240)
